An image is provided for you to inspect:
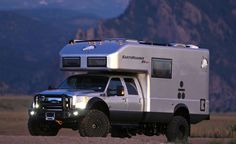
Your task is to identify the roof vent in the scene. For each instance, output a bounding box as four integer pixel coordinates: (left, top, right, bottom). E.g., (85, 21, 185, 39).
(169, 43, 199, 49)
(126, 39, 138, 43)
(169, 43, 186, 48)
(186, 44, 199, 49)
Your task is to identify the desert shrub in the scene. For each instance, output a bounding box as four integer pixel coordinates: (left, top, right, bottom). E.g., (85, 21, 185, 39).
(230, 124, 236, 132)
(191, 114, 236, 138)
(208, 141, 222, 144)
(228, 139, 236, 144)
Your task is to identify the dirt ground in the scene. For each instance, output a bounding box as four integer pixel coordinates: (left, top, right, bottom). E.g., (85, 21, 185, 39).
(0, 135, 235, 144)
(0, 96, 235, 144)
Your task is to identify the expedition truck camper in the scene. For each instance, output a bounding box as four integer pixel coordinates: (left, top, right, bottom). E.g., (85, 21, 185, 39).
(28, 38, 210, 142)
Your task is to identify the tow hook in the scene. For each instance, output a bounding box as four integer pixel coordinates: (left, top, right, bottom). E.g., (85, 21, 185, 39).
(56, 120, 63, 125)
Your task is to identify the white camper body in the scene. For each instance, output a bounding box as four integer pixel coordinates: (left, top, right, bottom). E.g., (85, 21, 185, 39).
(60, 39, 209, 123)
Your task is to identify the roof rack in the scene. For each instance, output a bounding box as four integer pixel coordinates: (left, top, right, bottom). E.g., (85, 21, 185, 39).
(68, 38, 139, 45)
(139, 41, 199, 49)
(68, 39, 199, 49)
(139, 41, 171, 46)
(68, 39, 102, 45)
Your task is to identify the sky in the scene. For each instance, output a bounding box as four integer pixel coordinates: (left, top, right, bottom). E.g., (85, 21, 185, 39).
(0, 0, 130, 18)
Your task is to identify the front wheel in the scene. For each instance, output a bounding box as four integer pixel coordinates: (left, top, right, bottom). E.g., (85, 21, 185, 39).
(28, 117, 59, 136)
(79, 110, 110, 137)
(166, 116, 189, 143)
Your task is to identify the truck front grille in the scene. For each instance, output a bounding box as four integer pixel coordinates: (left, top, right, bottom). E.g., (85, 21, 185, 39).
(35, 95, 71, 111)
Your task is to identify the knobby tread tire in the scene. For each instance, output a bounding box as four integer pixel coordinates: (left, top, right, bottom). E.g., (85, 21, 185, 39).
(166, 116, 189, 143)
(28, 117, 40, 136)
(28, 117, 59, 136)
(79, 110, 110, 137)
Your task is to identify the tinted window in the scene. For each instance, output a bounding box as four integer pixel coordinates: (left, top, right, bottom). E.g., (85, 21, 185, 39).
(152, 58, 172, 79)
(63, 57, 80, 67)
(87, 57, 107, 67)
(124, 78, 138, 95)
(107, 78, 123, 96)
(58, 75, 108, 92)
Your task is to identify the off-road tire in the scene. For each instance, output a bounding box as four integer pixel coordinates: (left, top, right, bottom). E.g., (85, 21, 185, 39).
(79, 110, 110, 137)
(111, 126, 131, 138)
(166, 116, 189, 143)
(28, 117, 40, 136)
(28, 117, 59, 136)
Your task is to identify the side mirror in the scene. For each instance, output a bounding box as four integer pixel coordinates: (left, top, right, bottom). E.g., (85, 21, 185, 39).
(117, 86, 125, 96)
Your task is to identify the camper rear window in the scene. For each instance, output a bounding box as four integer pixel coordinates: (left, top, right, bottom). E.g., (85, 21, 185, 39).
(151, 58, 172, 79)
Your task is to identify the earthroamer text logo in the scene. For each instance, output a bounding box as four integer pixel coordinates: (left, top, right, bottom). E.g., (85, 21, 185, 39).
(122, 55, 144, 60)
(122, 55, 149, 64)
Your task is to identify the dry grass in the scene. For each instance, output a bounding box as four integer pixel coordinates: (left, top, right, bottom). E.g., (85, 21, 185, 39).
(0, 95, 32, 111)
(0, 96, 31, 135)
(0, 95, 236, 144)
(191, 113, 236, 138)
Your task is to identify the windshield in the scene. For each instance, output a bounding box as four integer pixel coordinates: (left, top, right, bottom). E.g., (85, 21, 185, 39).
(58, 75, 109, 92)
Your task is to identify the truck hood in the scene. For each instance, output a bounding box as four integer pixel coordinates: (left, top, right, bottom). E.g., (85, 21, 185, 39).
(39, 89, 104, 97)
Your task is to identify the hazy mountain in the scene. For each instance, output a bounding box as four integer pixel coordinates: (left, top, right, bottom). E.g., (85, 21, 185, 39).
(0, 0, 130, 18)
(76, 0, 236, 112)
(0, 1, 128, 95)
(13, 8, 100, 29)
(0, 11, 75, 94)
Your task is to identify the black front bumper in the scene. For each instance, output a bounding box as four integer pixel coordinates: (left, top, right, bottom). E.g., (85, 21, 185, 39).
(28, 108, 86, 128)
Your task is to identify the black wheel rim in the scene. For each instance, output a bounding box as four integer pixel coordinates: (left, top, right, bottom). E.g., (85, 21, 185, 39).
(87, 119, 105, 136)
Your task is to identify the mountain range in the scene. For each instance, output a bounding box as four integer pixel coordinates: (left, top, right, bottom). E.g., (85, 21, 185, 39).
(0, 10, 70, 94)
(76, 0, 236, 112)
(0, 0, 129, 18)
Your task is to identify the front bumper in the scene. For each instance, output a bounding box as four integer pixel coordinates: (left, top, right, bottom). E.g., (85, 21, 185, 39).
(28, 108, 86, 126)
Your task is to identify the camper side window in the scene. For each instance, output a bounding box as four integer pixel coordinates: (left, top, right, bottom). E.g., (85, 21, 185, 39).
(151, 58, 172, 79)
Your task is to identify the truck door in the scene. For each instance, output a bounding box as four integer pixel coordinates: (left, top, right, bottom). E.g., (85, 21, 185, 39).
(124, 78, 142, 112)
(123, 78, 143, 122)
(106, 78, 128, 122)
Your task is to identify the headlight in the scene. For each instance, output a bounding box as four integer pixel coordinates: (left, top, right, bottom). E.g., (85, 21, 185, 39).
(32, 95, 40, 109)
(72, 96, 89, 109)
(32, 102, 39, 109)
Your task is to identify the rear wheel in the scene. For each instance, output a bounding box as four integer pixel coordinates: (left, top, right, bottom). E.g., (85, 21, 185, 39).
(79, 110, 110, 137)
(143, 124, 155, 136)
(111, 126, 132, 138)
(166, 116, 189, 143)
(28, 118, 59, 136)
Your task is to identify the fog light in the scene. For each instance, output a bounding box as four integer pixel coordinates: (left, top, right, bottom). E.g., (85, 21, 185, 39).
(73, 111, 79, 116)
(30, 111, 35, 116)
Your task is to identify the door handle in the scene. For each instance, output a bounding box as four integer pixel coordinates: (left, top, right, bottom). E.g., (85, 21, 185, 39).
(122, 98, 127, 102)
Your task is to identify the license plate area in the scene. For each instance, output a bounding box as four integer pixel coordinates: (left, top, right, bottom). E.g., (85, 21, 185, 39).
(45, 112, 55, 121)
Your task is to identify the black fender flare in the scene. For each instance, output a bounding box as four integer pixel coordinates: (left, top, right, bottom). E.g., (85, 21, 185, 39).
(174, 103, 190, 123)
(86, 97, 110, 118)
(174, 103, 189, 113)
